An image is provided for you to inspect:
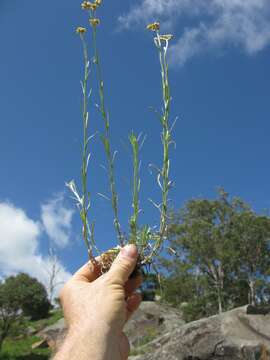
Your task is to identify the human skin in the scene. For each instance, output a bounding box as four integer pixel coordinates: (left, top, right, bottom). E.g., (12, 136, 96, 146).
(53, 244, 142, 360)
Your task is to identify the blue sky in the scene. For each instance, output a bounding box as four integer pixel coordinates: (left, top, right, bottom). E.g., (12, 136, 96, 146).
(0, 0, 270, 291)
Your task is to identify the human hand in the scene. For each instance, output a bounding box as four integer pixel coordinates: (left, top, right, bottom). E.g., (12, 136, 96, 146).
(54, 244, 142, 360)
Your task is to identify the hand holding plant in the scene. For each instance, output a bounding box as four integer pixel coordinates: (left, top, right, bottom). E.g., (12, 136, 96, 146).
(55, 244, 142, 360)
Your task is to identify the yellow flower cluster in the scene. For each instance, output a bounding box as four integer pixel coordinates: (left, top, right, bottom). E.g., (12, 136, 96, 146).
(89, 18, 100, 27)
(157, 34, 174, 42)
(76, 26, 87, 34)
(81, 1, 92, 10)
(81, 1, 101, 11)
(146, 22, 160, 31)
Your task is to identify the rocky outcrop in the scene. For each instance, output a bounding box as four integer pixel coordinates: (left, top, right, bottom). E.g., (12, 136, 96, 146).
(38, 303, 270, 359)
(130, 306, 270, 360)
(38, 302, 183, 352)
(125, 301, 185, 349)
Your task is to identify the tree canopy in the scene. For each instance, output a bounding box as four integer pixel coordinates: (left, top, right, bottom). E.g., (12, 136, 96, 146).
(0, 273, 51, 350)
(162, 189, 270, 320)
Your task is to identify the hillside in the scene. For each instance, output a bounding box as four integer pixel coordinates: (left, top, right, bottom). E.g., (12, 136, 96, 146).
(1, 303, 270, 359)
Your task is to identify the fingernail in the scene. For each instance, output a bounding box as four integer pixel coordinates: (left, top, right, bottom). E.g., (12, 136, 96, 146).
(121, 244, 138, 259)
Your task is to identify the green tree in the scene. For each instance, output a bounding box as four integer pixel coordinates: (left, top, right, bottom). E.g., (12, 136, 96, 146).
(161, 260, 199, 305)
(1, 274, 50, 325)
(168, 189, 242, 313)
(0, 279, 21, 351)
(0, 273, 51, 350)
(231, 211, 270, 305)
(11, 273, 51, 320)
(161, 258, 219, 320)
(165, 190, 270, 315)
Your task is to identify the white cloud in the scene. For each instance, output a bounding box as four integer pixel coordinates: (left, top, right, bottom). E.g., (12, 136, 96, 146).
(118, 0, 204, 29)
(0, 202, 71, 298)
(41, 194, 74, 248)
(119, 0, 270, 66)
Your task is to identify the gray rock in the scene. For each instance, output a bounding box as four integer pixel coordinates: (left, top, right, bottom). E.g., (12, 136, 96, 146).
(31, 339, 49, 350)
(25, 326, 37, 336)
(36, 302, 270, 359)
(125, 301, 185, 349)
(37, 302, 184, 351)
(130, 306, 270, 360)
(38, 318, 67, 350)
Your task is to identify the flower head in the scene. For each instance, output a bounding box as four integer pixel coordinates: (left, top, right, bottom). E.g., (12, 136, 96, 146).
(76, 26, 87, 34)
(81, 1, 91, 9)
(81, 1, 98, 11)
(146, 22, 160, 32)
(95, 0, 102, 6)
(89, 2, 98, 10)
(156, 34, 174, 42)
(89, 18, 100, 27)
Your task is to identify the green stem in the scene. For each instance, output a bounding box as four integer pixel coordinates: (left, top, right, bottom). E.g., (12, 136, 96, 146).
(129, 133, 140, 244)
(91, 26, 124, 246)
(80, 34, 94, 260)
(147, 32, 172, 262)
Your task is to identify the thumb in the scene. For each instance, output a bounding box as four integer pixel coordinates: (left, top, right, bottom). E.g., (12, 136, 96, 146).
(107, 244, 138, 285)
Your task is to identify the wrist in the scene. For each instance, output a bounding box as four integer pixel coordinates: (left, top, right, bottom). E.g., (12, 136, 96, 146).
(55, 322, 110, 360)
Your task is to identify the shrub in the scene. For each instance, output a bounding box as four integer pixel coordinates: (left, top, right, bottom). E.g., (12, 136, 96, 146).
(4, 273, 51, 321)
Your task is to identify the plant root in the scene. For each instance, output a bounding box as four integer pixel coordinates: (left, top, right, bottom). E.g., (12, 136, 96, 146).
(97, 247, 143, 278)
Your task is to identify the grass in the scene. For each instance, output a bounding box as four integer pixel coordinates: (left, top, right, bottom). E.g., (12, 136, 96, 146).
(1, 336, 51, 360)
(23, 309, 63, 333)
(135, 326, 159, 348)
(129, 325, 159, 356)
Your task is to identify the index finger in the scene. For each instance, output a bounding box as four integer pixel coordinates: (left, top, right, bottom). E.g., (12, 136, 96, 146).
(72, 256, 101, 283)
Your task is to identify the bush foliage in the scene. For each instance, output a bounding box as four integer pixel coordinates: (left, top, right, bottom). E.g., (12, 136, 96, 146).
(161, 189, 270, 321)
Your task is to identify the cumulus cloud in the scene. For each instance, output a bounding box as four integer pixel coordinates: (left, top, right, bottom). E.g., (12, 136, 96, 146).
(41, 194, 74, 248)
(119, 0, 270, 66)
(0, 202, 71, 298)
